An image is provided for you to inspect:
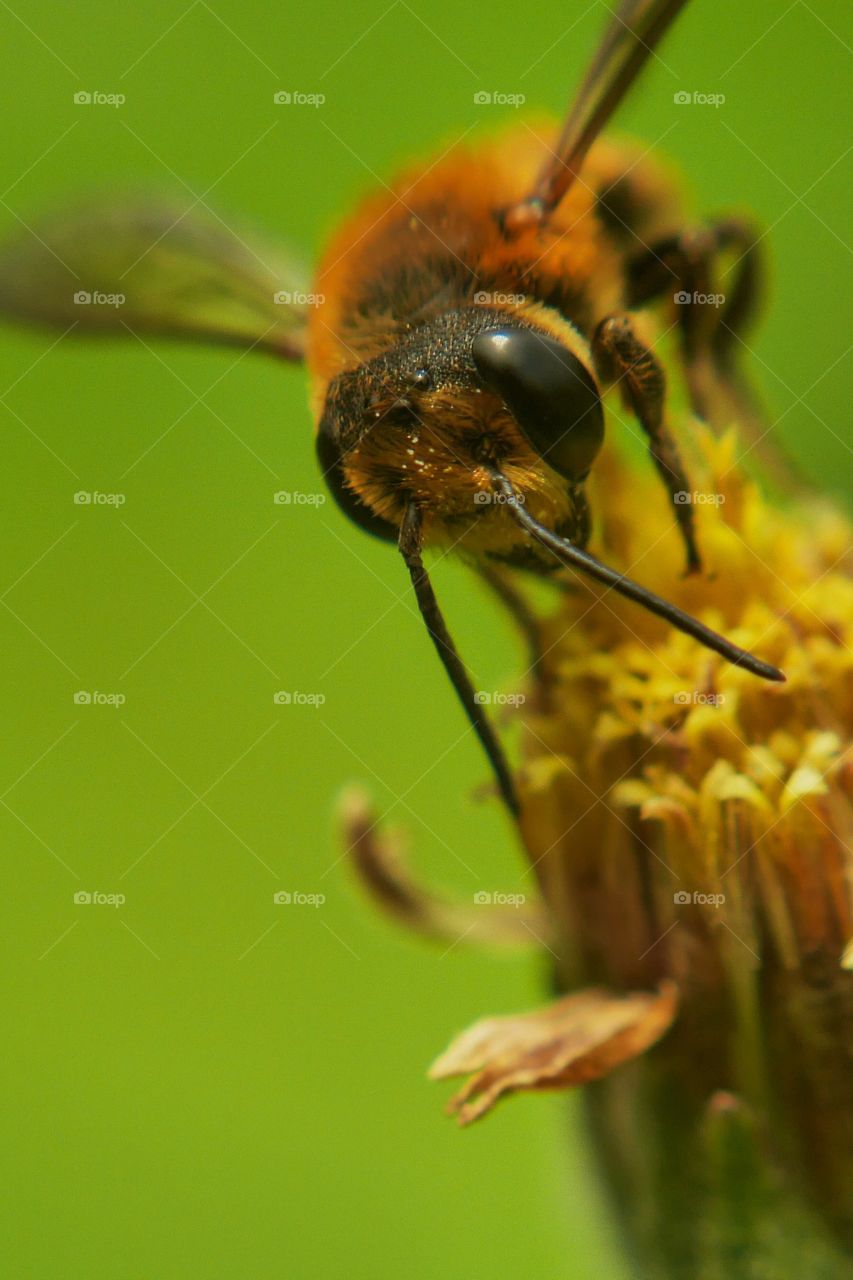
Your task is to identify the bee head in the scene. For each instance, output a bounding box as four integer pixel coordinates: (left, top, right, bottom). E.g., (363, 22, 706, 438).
(316, 307, 604, 538)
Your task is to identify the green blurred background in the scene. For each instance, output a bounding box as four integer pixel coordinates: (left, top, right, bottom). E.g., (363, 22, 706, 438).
(0, 2, 849, 1277)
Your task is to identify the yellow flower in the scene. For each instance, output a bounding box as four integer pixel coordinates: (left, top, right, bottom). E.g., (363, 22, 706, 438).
(347, 425, 852, 1274)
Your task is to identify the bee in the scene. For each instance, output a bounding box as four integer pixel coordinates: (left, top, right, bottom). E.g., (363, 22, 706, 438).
(0, 0, 783, 818)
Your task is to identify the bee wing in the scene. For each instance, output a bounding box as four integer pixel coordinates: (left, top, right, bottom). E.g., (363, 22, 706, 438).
(506, 0, 690, 230)
(0, 197, 309, 360)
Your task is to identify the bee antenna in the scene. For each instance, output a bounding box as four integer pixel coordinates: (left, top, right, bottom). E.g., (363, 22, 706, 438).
(398, 502, 520, 817)
(488, 468, 785, 684)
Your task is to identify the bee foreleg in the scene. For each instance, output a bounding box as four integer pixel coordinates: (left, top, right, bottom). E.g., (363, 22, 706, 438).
(398, 504, 520, 817)
(592, 313, 701, 574)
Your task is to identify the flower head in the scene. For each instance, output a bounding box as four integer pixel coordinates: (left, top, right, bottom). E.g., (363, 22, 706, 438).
(346, 425, 853, 1269)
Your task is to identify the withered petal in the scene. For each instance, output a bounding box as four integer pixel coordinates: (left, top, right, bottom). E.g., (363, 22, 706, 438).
(339, 787, 554, 949)
(430, 981, 678, 1125)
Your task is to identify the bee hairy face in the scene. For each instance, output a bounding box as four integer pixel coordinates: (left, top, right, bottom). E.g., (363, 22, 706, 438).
(316, 307, 603, 544)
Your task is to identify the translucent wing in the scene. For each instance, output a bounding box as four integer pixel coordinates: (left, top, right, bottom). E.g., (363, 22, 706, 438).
(504, 0, 690, 232)
(0, 197, 310, 360)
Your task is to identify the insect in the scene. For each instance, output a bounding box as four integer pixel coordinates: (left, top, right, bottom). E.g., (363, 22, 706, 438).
(0, 0, 783, 818)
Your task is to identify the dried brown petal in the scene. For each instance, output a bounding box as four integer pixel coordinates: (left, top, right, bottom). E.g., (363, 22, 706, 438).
(340, 788, 554, 949)
(429, 981, 678, 1125)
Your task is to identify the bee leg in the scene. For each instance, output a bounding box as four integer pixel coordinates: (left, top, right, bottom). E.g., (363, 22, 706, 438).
(592, 313, 701, 574)
(625, 219, 800, 489)
(626, 219, 759, 412)
(399, 504, 520, 817)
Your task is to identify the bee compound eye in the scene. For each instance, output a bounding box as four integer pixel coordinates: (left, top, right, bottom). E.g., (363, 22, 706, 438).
(471, 327, 604, 481)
